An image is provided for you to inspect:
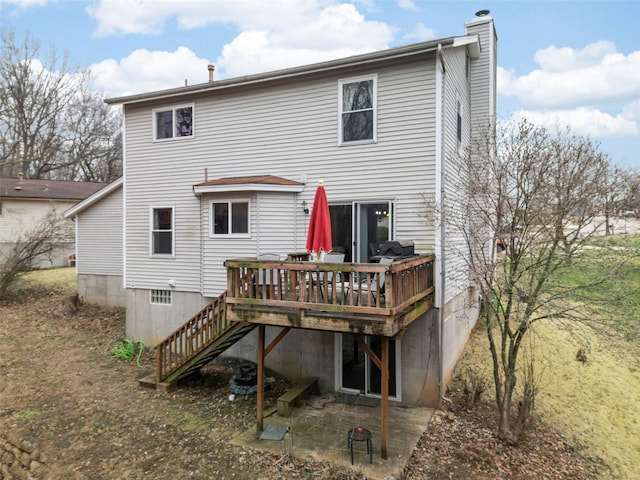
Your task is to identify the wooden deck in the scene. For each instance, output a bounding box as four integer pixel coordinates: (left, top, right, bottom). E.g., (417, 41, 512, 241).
(224, 253, 435, 337)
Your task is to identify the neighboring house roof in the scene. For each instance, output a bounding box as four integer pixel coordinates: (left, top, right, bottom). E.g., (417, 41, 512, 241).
(64, 177, 123, 218)
(0, 177, 106, 201)
(193, 175, 305, 194)
(105, 35, 481, 106)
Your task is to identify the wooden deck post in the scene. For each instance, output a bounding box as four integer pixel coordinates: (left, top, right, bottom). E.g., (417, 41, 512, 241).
(381, 336, 389, 459)
(256, 325, 265, 435)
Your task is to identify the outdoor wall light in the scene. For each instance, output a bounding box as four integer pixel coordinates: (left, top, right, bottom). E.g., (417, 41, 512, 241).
(302, 200, 309, 214)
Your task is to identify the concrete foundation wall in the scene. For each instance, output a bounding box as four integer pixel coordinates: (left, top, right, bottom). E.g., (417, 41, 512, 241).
(125, 288, 472, 408)
(78, 274, 126, 308)
(441, 286, 480, 387)
(224, 310, 442, 407)
(400, 310, 440, 406)
(224, 327, 337, 393)
(126, 289, 209, 346)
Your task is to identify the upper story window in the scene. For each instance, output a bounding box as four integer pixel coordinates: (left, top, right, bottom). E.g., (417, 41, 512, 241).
(150, 206, 174, 255)
(338, 75, 377, 144)
(211, 200, 249, 237)
(153, 104, 194, 140)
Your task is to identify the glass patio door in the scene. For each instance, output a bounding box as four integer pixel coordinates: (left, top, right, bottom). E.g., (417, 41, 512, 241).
(354, 202, 394, 263)
(337, 333, 399, 399)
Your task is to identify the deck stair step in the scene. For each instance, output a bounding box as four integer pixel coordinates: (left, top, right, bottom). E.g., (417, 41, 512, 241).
(140, 292, 256, 390)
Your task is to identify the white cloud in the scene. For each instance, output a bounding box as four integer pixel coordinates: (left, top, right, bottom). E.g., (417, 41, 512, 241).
(403, 22, 437, 42)
(533, 40, 617, 72)
(397, 0, 420, 12)
(499, 42, 640, 109)
(215, 3, 392, 78)
(622, 99, 640, 122)
(512, 108, 639, 139)
(86, 1, 393, 88)
(89, 47, 210, 97)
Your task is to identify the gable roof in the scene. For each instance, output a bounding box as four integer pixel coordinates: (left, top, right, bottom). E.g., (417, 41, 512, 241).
(105, 35, 473, 107)
(193, 175, 305, 194)
(0, 177, 106, 201)
(63, 177, 123, 218)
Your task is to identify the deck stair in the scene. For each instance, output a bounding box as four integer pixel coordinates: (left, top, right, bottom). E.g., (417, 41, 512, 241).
(139, 292, 256, 390)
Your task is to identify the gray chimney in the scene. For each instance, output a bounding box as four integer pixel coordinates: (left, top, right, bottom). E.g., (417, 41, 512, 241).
(208, 64, 215, 82)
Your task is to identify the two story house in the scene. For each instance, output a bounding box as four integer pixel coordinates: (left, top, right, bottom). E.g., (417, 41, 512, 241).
(69, 12, 496, 414)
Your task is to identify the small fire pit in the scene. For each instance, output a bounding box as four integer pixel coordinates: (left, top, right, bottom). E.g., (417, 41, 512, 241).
(229, 362, 269, 395)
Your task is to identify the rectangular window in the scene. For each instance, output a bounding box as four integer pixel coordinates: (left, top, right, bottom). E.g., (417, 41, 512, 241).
(211, 200, 249, 236)
(151, 206, 174, 255)
(153, 104, 194, 140)
(456, 100, 462, 145)
(150, 289, 172, 305)
(339, 75, 377, 143)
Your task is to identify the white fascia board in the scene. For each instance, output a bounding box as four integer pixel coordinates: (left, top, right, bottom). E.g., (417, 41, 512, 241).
(193, 183, 305, 195)
(450, 35, 480, 59)
(63, 177, 123, 218)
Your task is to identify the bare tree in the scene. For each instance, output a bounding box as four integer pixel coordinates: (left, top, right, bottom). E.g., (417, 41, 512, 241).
(451, 119, 623, 444)
(602, 165, 633, 235)
(0, 211, 73, 296)
(0, 28, 122, 182)
(58, 86, 123, 183)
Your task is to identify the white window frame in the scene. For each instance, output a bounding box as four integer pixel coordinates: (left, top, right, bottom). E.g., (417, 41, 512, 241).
(150, 289, 172, 305)
(338, 74, 377, 145)
(209, 199, 251, 238)
(152, 103, 195, 141)
(149, 205, 175, 257)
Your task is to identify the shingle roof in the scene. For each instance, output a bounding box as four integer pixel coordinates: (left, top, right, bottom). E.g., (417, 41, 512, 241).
(194, 175, 304, 187)
(0, 177, 107, 200)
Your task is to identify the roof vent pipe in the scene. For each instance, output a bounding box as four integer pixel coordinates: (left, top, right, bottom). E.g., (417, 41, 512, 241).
(208, 64, 215, 82)
(475, 9, 490, 16)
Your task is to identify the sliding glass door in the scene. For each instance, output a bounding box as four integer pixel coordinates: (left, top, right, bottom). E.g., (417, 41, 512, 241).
(337, 333, 399, 399)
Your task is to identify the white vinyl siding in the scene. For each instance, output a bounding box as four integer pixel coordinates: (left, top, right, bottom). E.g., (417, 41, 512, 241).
(76, 187, 123, 275)
(442, 47, 472, 303)
(466, 17, 496, 131)
(123, 56, 439, 295)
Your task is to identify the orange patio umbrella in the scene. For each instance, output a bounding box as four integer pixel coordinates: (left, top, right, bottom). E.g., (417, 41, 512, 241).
(306, 180, 332, 257)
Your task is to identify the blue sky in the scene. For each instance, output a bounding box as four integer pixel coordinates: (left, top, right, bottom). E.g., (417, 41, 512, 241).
(1, 0, 639, 168)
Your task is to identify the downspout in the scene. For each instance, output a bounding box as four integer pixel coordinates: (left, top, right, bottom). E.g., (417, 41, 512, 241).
(436, 43, 447, 402)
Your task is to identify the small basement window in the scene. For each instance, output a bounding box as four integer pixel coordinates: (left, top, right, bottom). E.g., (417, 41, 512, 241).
(150, 289, 172, 305)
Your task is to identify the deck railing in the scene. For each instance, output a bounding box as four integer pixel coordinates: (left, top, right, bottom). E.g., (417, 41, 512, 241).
(224, 253, 434, 318)
(155, 292, 227, 383)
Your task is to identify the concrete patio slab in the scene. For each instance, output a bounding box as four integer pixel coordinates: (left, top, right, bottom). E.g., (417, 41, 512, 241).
(231, 394, 434, 480)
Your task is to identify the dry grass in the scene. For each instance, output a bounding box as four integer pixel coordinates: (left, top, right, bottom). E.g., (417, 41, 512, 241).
(532, 321, 640, 478)
(15, 266, 76, 295)
(457, 302, 640, 478)
(8, 265, 638, 478)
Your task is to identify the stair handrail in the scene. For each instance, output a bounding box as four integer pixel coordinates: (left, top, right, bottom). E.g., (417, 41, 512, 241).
(156, 291, 227, 383)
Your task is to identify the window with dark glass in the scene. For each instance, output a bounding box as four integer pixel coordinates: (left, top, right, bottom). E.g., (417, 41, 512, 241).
(212, 201, 249, 235)
(154, 105, 193, 140)
(152, 207, 173, 254)
(340, 77, 375, 143)
(456, 101, 462, 145)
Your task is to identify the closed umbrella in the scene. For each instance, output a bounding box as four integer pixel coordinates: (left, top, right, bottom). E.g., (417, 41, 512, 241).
(306, 180, 332, 258)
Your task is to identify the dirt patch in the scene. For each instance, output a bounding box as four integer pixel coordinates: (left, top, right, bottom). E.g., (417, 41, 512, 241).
(0, 273, 602, 479)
